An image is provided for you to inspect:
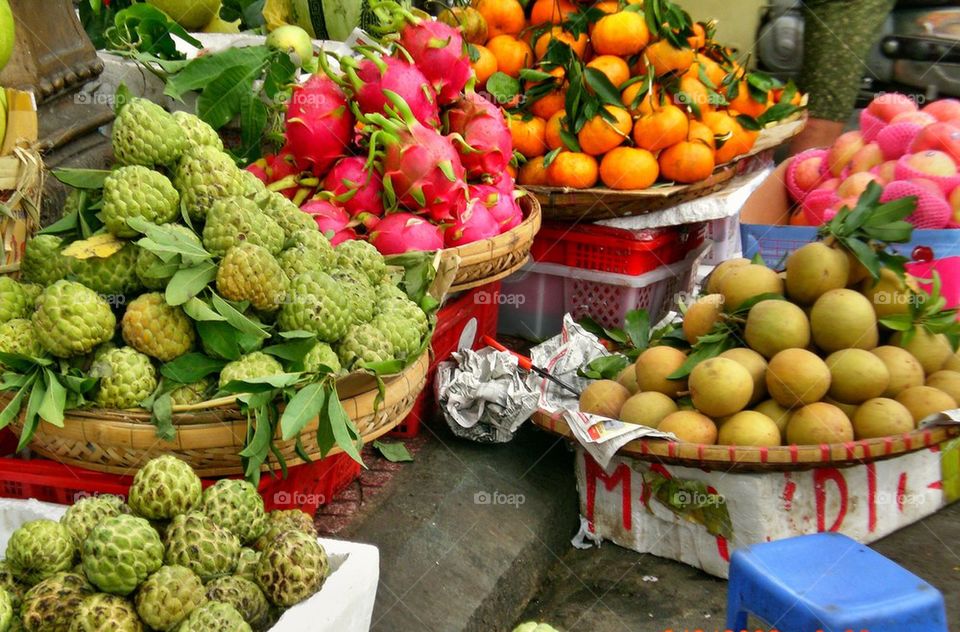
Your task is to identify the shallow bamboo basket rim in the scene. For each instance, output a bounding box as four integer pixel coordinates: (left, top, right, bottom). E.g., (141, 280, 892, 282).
(441, 193, 541, 293)
(3, 351, 429, 478)
(526, 115, 807, 221)
(531, 410, 960, 473)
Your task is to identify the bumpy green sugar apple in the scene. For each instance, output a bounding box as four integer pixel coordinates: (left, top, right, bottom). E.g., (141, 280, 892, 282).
(69, 593, 143, 632)
(18, 283, 42, 306)
(215, 243, 289, 312)
(32, 281, 116, 358)
(173, 111, 223, 151)
(513, 623, 560, 632)
(377, 282, 409, 304)
(233, 549, 260, 583)
(102, 166, 180, 238)
(19, 235, 66, 286)
(128, 455, 202, 520)
(174, 145, 247, 222)
(0, 277, 28, 324)
(20, 572, 94, 632)
(134, 565, 206, 632)
(0, 563, 26, 614)
(61, 494, 130, 548)
(121, 293, 195, 362)
(205, 576, 270, 630)
(371, 313, 420, 361)
(337, 322, 395, 369)
(169, 377, 212, 406)
(112, 98, 186, 167)
(90, 347, 158, 409)
(0, 587, 12, 632)
(240, 170, 265, 197)
(256, 530, 328, 607)
(379, 295, 429, 337)
(254, 190, 316, 241)
(330, 268, 376, 324)
(81, 514, 164, 595)
(335, 239, 386, 285)
(277, 270, 353, 341)
(67, 243, 142, 297)
(277, 229, 336, 280)
(218, 351, 284, 390)
(202, 197, 285, 257)
(0, 319, 43, 365)
(303, 341, 341, 374)
(252, 509, 317, 552)
(6, 520, 75, 586)
(134, 223, 202, 290)
(164, 512, 241, 582)
(177, 601, 251, 632)
(201, 479, 267, 545)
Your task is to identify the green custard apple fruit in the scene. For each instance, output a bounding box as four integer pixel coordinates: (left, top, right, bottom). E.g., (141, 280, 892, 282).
(128, 455, 202, 520)
(60, 494, 131, 549)
(164, 512, 241, 582)
(0, 277, 28, 324)
(18, 283, 41, 307)
(134, 565, 206, 631)
(256, 530, 328, 607)
(334, 239, 386, 285)
(201, 479, 267, 545)
(177, 601, 251, 632)
(81, 515, 164, 595)
(102, 166, 180, 238)
(32, 281, 116, 358)
(240, 170, 265, 197)
(69, 593, 143, 632)
(168, 377, 213, 406)
(19, 235, 66, 286)
(0, 319, 43, 365)
(67, 243, 143, 297)
(112, 98, 186, 168)
(0, 562, 26, 614)
(0, 587, 11, 632)
(218, 352, 283, 390)
(173, 111, 223, 151)
(303, 341, 341, 374)
(20, 572, 94, 632)
(233, 548, 260, 583)
(254, 190, 316, 242)
(252, 510, 317, 552)
(202, 197, 284, 257)
(277, 270, 353, 342)
(174, 145, 247, 222)
(89, 347, 158, 409)
(378, 295, 429, 338)
(5, 520, 75, 585)
(204, 576, 270, 630)
(276, 229, 335, 280)
(121, 293, 195, 361)
(337, 322, 395, 369)
(329, 268, 376, 324)
(371, 313, 420, 361)
(215, 243, 289, 312)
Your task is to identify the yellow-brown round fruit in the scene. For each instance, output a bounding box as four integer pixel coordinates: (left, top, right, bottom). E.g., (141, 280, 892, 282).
(718, 264, 784, 312)
(871, 345, 925, 397)
(657, 411, 718, 444)
(786, 402, 854, 444)
(682, 294, 724, 343)
(619, 391, 678, 428)
(810, 289, 878, 352)
(717, 411, 782, 446)
(766, 348, 831, 408)
(852, 397, 915, 439)
(843, 247, 870, 286)
(753, 399, 793, 439)
(824, 397, 859, 420)
(895, 385, 957, 424)
(825, 348, 890, 404)
(635, 346, 687, 397)
(719, 347, 768, 404)
(616, 363, 639, 394)
(785, 242, 850, 304)
(689, 357, 754, 417)
(705, 258, 749, 294)
(744, 299, 810, 358)
(860, 268, 911, 318)
(890, 330, 952, 375)
(944, 350, 960, 372)
(578, 379, 631, 418)
(926, 370, 960, 403)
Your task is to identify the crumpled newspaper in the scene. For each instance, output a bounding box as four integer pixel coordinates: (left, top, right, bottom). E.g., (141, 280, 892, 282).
(435, 348, 540, 443)
(529, 315, 676, 468)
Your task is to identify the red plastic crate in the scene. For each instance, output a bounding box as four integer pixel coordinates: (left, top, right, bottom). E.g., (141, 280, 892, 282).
(389, 281, 501, 438)
(531, 221, 706, 275)
(0, 449, 359, 515)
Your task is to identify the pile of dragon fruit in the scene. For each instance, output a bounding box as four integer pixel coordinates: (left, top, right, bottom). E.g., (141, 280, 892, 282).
(247, 10, 522, 254)
(787, 93, 960, 229)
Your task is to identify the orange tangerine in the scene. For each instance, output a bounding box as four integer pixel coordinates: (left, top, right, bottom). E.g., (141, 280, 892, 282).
(472, 0, 525, 38)
(633, 104, 689, 152)
(591, 12, 649, 56)
(546, 151, 599, 188)
(577, 105, 633, 155)
(518, 156, 550, 185)
(586, 55, 631, 90)
(470, 44, 498, 86)
(509, 114, 548, 158)
(486, 35, 533, 78)
(599, 147, 659, 190)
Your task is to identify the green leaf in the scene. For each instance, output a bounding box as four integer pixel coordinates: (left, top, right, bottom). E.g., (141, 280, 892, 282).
(114, 83, 132, 114)
(584, 67, 622, 105)
(373, 440, 413, 463)
(52, 168, 111, 189)
(263, 337, 317, 365)
(624, 310, 650, 351)
(166, 262, 218, 306)
(842, 237, 882, 280)
(559, 128, 581, 152)
(198, 64, 260, 130)
(667, 337, 736, 380)
(327, 392, 363, 464)
(161, 354, 225, 383)
(316, 386, 336, 457)
(195, 321, 244, 361)
(182, 297, 225, 322)
(281, 383, 326, 440)
(237, 95, 270, 163)
(165, 46, 273, 100)
(210, 293, 271, 339)
(579, 355, 631, 380)
(519, 68, 554, 82)
(239, 409, 273, 459)
(0, 381, 31, 431)
(151, 392, 176, 441)
(38, 370, 66, 427)
(486, 72, 521, 105)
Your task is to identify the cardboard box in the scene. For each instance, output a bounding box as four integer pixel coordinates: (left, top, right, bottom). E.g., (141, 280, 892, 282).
(575, 439, 960, 578)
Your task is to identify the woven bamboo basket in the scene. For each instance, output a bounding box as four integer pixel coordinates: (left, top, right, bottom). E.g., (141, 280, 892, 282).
(442, 193, 541, 293)
(526, 115, 807, 222)
(531, 410, 960, 473)
(3, 351, 429, 477)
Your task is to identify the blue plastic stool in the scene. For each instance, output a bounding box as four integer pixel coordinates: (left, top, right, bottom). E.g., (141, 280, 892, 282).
(726, 533, 948, 632)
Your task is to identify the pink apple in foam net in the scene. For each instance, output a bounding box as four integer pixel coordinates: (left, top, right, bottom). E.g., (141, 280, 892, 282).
(793, 155, 826, 191)
(923, 98, 960, 123)
(904, 150, 958, 177)
(837, 172, 882, 198)
(889, 111, 937, 127)
(826, 131, 865, 176)
(816, 177, 841, 193)
(909, 122, 960, 163)
(867, 92, 918, 122)
(849, 142, 884, 173)
(874, 160, 898, 183)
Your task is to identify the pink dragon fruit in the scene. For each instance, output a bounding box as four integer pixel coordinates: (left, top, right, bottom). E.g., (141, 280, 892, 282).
(301, 199, 357, 245)
(367, 90, 468, 222)
(323, 156, 385, 220)
(445, 199, 500, 247)
(284, 74, 355, 177)
(490, 171, 516, 194)
(445, 92, 513, 179)
(263, 147, 310, 198)
(369, 212, 445, 254)
(246, 159, 269, 184)
(342, 51, 440, 128)
(469, 184, 522, 232)
(398, 17, 472, 105)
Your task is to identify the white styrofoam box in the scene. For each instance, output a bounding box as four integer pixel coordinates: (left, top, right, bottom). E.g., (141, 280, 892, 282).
(575, 440, 960, 578)
(0, 499, 379, 632)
